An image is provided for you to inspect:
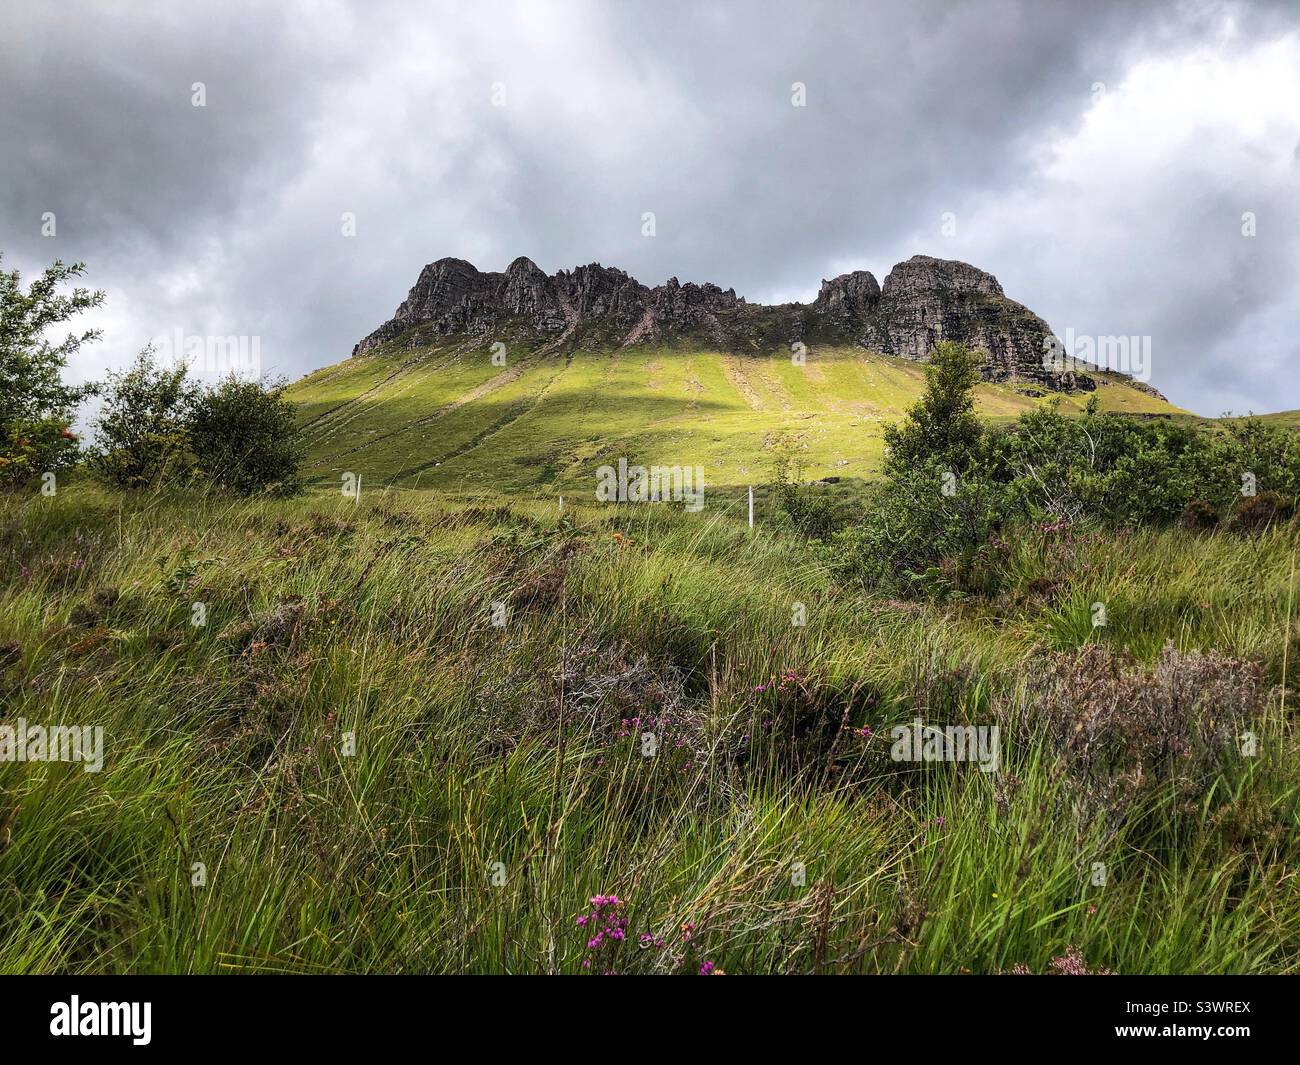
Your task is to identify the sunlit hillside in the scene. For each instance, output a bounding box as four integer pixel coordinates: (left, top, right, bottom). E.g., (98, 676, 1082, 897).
(289, 340, 1181, 494)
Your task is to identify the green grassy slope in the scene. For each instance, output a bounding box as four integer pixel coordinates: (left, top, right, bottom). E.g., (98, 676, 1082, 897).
(288, 339, 1183, 494)
(1252, 410, 1300, 430)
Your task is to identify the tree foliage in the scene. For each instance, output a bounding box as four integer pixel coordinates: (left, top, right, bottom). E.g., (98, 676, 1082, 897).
(833, 342, 1300, 598)
(89, 350, 304, 495)
(0, 256, 102, 486)
(89, 348, 200, 489)
(882, 339, 985, 478)
(188, 374, 304, 495)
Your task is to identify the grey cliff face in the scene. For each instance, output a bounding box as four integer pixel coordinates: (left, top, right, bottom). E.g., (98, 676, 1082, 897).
(812, 270, 881, 322)
(351, 253, 1094, 390)
(806, 255, 1080, 387)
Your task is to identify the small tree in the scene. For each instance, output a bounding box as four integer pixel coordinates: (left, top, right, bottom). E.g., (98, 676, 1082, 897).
(832, 341, 1003, 597)
(0, 256, 102, 487)
(883, 340, 984, 477)
(89, 347, 200, 489)
(188, 374, 304, 495)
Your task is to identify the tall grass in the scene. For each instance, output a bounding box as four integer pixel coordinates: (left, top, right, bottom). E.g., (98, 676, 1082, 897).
(0, 482, 1295, 973)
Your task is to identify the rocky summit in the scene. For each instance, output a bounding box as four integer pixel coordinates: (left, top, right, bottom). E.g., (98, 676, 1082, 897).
(353, 254, 1091, 390)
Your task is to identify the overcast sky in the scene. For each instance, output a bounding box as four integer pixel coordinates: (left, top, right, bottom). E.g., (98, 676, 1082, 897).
(2, 0, 1298, 415)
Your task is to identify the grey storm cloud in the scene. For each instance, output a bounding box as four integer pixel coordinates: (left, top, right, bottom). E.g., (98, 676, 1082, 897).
(1, 0, 1297, 414)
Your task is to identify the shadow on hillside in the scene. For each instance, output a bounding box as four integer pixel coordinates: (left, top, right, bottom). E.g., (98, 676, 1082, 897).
(304, 390, 754, 485)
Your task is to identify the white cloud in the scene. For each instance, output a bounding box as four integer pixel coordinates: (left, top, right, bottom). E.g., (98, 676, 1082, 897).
(902, 26, 1300, 411)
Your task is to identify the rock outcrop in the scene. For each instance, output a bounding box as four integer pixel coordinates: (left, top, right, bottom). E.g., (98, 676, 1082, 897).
(353, 253, 1090, 389)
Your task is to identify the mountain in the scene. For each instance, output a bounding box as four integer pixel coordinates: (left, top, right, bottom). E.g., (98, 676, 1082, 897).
(291, 257, 1182, 493)
(351, 254, 1099, 392)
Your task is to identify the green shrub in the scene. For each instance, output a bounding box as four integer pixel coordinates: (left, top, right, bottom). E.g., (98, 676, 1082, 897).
(987, 406, 1300, 526)
(187, 374, 303, 495)
(88, 354, 303, 495)
(831, 342, 1300, 598)
(88, 349, 199, 489)
(0, 418, 81, 489)
(1221, 417, 1300, 505)
(829, 459, 1008, 597)
(831, 343, 1008, 596)
(988, 406, 1226, 524)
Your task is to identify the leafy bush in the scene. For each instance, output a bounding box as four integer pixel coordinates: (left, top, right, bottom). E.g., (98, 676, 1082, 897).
(987, 406, 1300, 526)
(88, 349, 199, 489)
(831, 340, 1300, 597)
(987, 406, 1227, 525)
(188, 374, 303, 495)
(89, 353, 303, 495)
(830, 342, 1008, 596)
(2, 419, 81, 489)
(1222, 416, 1300, 504)
(0, 256, 101, 488)
(830, 459, 1008, 597)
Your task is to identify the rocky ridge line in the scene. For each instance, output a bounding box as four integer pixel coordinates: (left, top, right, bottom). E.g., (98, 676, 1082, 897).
(354, 254, 1107, 390)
